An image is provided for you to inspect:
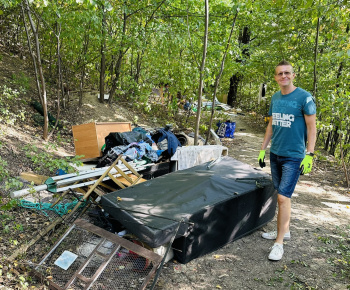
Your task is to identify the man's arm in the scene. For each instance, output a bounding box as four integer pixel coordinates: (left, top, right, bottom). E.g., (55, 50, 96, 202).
(261, 116, 273, 150)
(304, 114, 316, 152)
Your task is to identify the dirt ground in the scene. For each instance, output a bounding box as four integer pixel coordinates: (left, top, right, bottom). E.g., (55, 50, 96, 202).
(1, 52, 350, 289)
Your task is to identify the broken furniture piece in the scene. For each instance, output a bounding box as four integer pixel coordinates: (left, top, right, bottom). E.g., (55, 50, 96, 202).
(32, 219, 163, 290)
(101, 156, 276, 264)
(72, 121, 132, 159)
(11, 157, 149, 198)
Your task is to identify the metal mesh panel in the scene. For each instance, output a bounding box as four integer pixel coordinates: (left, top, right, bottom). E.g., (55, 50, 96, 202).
(91, 247, 154, 289)
(36, 227, 103, 288)
(34, 219, 163, 290)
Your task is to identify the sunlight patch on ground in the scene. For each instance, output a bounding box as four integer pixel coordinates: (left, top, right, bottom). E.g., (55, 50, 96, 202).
(55, 147, 74, 157)
(293, 203, 350, 226)
(99, 115, 117, 122)
(321, 201, 350, 212)
(212, 253, 241, 262)
(296, 183, 326, 194)
(297, 180, 350, 198)
(83, 103, 96, 109)
(293, 206, 344, 224)
(113, 114, 128, 121)
(3, 124, 69, 157)
(234, 132, 259, 138)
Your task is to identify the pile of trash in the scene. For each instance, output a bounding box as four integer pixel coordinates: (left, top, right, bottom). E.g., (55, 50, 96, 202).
(96, 124, 213, 168)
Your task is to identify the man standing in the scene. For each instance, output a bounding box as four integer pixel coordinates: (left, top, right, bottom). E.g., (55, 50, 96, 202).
(258, 60, 316, 261)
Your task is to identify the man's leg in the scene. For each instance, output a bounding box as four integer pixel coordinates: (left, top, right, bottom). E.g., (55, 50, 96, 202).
(265, 154, 300, 260)
(268, 194, 291, 261)
(275, 194, 291, 244)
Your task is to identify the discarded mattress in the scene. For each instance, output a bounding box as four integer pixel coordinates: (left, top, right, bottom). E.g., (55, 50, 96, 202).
(101, 156, 276, 263)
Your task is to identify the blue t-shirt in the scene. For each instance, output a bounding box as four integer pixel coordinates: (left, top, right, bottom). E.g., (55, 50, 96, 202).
(268, 87, 316, 158)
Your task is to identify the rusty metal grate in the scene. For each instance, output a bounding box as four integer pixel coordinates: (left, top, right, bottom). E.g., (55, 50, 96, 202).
(33, 219, 163, 290)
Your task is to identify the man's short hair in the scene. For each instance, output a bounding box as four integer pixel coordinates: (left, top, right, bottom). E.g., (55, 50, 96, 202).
(276, 60, 292, 67)
(275, 60, 294, 73)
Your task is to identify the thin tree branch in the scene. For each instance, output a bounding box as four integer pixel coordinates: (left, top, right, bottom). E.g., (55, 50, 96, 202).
(194, 0, 208, 146)
(313, 17, 320, 100)
(205, 10, 239, 144)
(187, 0, 200, 69)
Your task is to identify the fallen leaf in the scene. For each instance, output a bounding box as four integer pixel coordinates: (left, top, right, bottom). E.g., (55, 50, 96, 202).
(174, 265, 181, 273)
(216, 285, 222, 289)
(213, 255, 222, 259)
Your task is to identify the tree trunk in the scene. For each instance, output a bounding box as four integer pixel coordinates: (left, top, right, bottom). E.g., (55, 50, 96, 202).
(227, 73, 242, 107)
(194, 0, 208, 146)
(227, 26, 250, 108)
(313, 17, 320, 100)
(109, 11, 128, 103)
(99, 5, 106, 104)
(78, 24, 91, 107)
(22, 0, 48, 140)
(79, 66, 86, 107)
(339, 121, 349, 187)
(324, 130, 331, 151)
(329, 126, 339, 156)
(48, 18, 62, 139)
(134, 51, 141, 84)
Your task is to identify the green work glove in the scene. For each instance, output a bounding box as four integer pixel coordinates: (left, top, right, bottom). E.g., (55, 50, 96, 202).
(258, 150, 266, 168)
(300, 155, 313, 175)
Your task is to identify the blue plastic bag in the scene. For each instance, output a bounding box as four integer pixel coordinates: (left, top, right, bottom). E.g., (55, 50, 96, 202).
(216, 121, 236, 138)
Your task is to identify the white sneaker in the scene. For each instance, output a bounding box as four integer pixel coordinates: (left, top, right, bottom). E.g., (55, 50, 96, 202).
(261, 230, 291, 240)
(268, 243, 284, 261)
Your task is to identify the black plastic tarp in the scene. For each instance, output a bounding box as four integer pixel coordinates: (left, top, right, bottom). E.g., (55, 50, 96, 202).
(101, 156, 276, 261)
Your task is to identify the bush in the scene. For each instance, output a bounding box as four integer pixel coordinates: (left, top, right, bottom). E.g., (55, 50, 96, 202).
(23, 143, 83, 176)
(0, 85, 26, 125)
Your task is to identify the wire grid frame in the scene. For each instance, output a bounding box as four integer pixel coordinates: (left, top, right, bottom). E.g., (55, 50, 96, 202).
(25, 204, 88, 263)
(33, 219, 163, 290)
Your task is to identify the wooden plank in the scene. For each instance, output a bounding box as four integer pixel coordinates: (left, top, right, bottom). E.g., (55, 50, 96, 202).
(72, 122, 132, 159)
(72, 122, 99, 159)
(107, 173, 126, 189)
(20, 172, 48, 185)
(98, 182, 118, 192)
(114, 165, 134, 184)
(115, 174, 146, 186)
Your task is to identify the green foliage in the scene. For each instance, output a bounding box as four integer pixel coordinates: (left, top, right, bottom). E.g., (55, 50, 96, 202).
(0, 85, 26, 125)
(11, 72, 30, 91)
(0, 155, 8, 183)
(1, 0, 350, 164)
(23, 143, 83, 175)
(0, 198, 18, 211)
